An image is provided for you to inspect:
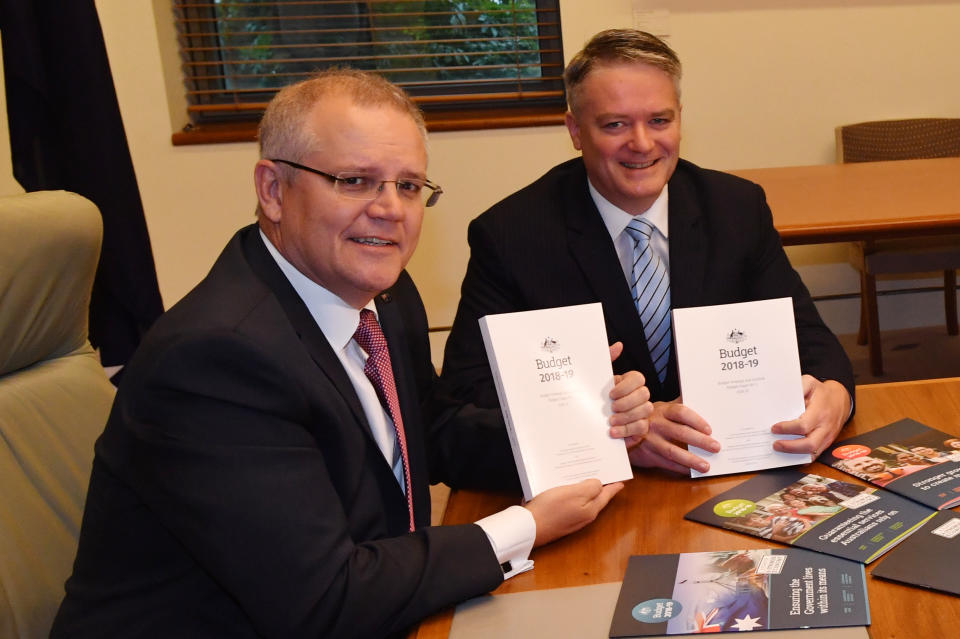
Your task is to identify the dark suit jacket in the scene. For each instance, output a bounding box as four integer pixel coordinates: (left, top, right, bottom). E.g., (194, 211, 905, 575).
(52, 226, 515, 638)
(440, 157, 854, 410)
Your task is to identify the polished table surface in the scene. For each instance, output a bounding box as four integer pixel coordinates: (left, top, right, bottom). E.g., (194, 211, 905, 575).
(729, 157, 960, 245)
(414, 377, 960, 639)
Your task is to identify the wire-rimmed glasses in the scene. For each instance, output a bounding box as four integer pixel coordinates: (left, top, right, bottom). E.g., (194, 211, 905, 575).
(270, 159, 443, 207)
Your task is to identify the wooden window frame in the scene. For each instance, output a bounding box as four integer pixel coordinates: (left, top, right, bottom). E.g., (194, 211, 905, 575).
(171, 0, 567, 145)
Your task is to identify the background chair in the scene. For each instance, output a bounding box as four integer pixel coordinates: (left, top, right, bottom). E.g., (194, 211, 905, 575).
(836, 118, 960, 376)
(0, 191, 116, 639)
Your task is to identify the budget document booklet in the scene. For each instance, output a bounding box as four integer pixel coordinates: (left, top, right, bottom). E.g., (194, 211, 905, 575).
(479, 302, 632, 501)
(609, 548, 870, 637)
(870, 510, 960, 596)
(684, 469, 935, 564)
(672, 297, 809, 478)
(817, 418, 960, 510)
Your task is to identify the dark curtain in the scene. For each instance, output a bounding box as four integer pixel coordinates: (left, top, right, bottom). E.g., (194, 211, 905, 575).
(0, 0, 164, 367)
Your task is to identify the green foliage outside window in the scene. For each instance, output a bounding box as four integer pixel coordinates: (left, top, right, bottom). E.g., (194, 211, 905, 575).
(205, 0, 543, 91)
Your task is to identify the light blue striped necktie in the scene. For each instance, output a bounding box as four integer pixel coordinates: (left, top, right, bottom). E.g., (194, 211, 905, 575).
(624, 218, 671, 383)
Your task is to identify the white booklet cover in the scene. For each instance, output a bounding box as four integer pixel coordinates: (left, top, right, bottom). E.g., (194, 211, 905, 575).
(479, 302, 633, 501)
(672, 297, 810, 478)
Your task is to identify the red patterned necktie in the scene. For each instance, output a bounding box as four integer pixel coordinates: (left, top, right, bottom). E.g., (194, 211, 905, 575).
(353, 308, 415, 532)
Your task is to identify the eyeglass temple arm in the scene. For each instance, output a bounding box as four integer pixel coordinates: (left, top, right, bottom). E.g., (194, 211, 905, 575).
(425, 183, 443, 207)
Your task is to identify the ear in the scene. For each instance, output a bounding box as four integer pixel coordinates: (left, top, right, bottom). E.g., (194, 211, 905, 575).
(254, 159, 285, 223)
(565, 111, 582, 151)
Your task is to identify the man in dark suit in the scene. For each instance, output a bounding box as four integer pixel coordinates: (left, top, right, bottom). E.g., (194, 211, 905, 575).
(440, 29, 854, 476)
(51, 70, 652, 638)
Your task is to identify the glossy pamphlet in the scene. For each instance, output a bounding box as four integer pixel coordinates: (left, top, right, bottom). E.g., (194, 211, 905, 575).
(684, 469, 935, 564)
(818, 418, 960, 510)
(871, 510, 960, 596)
(610, 548, 869, 636)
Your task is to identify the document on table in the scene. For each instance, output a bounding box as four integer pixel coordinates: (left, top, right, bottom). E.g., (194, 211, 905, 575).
(449, 582, 869, 639)
(672, 298, 810, 478)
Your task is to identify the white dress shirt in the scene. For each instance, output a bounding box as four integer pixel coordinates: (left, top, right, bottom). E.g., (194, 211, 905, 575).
(586, 182, 854, 417)
(259, 230, 534, 578)
(588, 179, 670, 283)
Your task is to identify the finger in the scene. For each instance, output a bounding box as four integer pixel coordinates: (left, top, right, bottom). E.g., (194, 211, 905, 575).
(652, 418, 720, 452)
(629, 442, 694, 474)
(609, 370, 647, 399)
(608, 341, 624, 362)
(609, 419, 650, 441)
(773, 433, 822, 456)
(609, 400, 653, 424)
(661, 403, 712, 436)
(638, 433, 712, 474)
(590, 482, 625, 511)
(611, 390, 651, 414)
(771, 416, 812, 436)
(572, 477, 604, 499)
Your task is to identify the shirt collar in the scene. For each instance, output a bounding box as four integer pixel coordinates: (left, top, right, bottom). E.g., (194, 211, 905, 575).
(589, 180, 670, 242)
(259, 229, 376, 352)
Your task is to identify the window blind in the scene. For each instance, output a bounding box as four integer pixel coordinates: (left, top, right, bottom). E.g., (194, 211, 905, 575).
(173, 0, 565, 129)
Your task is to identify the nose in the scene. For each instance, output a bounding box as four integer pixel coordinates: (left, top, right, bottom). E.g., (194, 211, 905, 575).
(627, 124, 654, 153)
(366, 181, 406, 220)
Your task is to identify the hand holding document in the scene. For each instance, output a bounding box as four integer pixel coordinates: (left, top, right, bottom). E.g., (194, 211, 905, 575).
(480, 303, 633, 501)
(672, 297, 810, 478)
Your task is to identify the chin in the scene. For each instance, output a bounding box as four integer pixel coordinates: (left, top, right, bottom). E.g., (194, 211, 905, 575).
(357, 271, 404, 295)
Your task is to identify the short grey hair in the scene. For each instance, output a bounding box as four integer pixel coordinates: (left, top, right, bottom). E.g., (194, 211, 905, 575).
(564, 29, 682, 115)
(257, 68, 427, 178)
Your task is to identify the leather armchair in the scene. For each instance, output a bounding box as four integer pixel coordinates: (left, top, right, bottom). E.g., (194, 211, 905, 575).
(0, 191, 116, 639)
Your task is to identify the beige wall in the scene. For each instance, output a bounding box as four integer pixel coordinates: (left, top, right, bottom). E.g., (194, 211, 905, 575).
(3, 1, 960, 356)
(0, 31, 21, 197)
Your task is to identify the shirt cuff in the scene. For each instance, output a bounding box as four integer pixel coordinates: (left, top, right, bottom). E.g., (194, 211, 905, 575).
(475, 505, 535, 580)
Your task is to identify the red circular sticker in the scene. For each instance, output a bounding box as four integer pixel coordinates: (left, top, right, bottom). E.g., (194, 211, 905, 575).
(832, 444, 871, 459)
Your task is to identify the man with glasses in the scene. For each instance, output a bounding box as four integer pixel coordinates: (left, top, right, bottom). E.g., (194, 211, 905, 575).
(440, 29, 854, 477)
(52, 70, 651, 638)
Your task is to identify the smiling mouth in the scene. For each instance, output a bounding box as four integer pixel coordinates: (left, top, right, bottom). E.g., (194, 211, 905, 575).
(621, 159, 658, 169)
(352, 237, 395, 247)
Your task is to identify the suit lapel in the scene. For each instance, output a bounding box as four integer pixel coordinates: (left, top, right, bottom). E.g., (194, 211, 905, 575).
(667, 166, 707, 309)
(663, 165, 707, 395)
(241, 227, 421, 530)
(239, 227, 371, 432)
(562, 166, 662, 393)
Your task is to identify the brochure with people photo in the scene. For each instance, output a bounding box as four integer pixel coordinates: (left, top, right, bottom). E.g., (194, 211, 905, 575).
(684, 469, 935, 564)
(609, 548, 870, 637)
(817, 418, 960, 510)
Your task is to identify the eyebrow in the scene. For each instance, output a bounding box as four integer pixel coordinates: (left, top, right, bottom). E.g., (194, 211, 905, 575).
(649, 109, 677, 119)
(595, 108, 677, 120)
(330, 165, 427, 180)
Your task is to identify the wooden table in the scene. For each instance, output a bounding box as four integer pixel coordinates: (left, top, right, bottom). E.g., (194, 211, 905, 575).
(413, 377, 960, 639)
(729, 157, 960, 245)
